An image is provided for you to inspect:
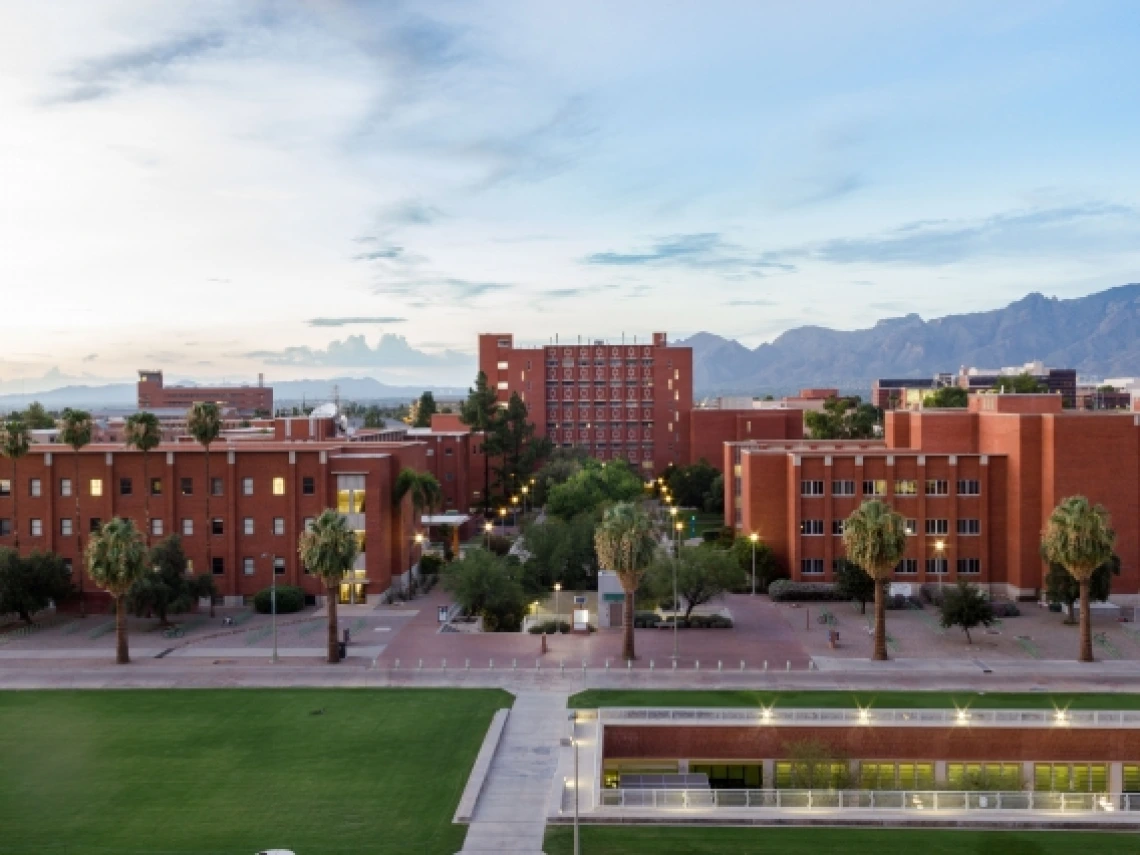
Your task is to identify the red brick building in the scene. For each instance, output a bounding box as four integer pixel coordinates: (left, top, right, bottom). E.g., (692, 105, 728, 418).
(478, 332, 693, 474)
(689, 409, 803, 467)
(727, 394, 1140, 599)
(137, 369, 273, 414)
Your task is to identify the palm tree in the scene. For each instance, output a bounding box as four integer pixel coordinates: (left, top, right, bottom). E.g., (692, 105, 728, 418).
(1041, 496, 1116, 663)
(187, 402, 222, 579)
(393, 468, 442, 591)
(59, 409, 93, 615)
(85, 517, 148, 664)
(842, 500, 908, 661)
(298, 509, 359, 664)
(124, 412, 162, 545)
(1, 416, 31, 551)
(594, 501, 658, 661)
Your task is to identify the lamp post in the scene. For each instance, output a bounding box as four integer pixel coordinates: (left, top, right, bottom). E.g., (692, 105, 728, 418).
(411, 532, 424, 596)
(554, 582, 562, 629)
(261, 551, 278, 664)
(673, 521, 684, 662)
(511, 494, 519, 525)
(573, 715, 580, 855)
(749, 532, 759, 596)
(669, 506, 679, 555)
(935, 538, 946, 598)
(498, 507, 506, 536)
(484, 521, 493, 549)
(521, 485, 529, 516)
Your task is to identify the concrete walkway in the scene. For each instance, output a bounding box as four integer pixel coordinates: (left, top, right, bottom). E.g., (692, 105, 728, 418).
(459, 690, 569, 855)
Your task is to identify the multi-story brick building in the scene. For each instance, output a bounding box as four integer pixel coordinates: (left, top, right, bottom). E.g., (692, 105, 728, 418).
(727, 394, 1140, 600)
(478, 332, 693, 474)
(137, 369, 273, 414)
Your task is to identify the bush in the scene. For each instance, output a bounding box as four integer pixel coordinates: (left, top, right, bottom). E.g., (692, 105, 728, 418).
(486, 534, 512, 557)
(885, 594, 923, 610)
(253, 585, 306, 614)
(634, 611, 661, 628)
(991, 601, 1020, 618)
(701, 530, 720, 544)
(767, 580, 843, 602)
(419, 553, 444, 576)
(528, 620, 570, 634)
(656, 615, 733, 629)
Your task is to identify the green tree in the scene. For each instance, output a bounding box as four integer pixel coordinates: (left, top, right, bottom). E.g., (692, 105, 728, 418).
(704, 473, 725, 514)
(187, 402, 222, 581)
(728, 536, 783, 593)
(298, 509, 358, 663)
(993, 372, 1046, 394)
(459, 371, 501, 514)
(547, 459, 644, 520)
(594, 502, 658, 660)
(59, 408, 93, 614)
(923, 386, 968, 408)
(1045, 554, 1120, 623)
(531, 447, 590, 506)
(124, 412, 162, 545)
(363, 405, 384, 428)
(1040, 496, 1116, 663)
(442, 549, 527, 631)
(411, 391, 438, 428)
(649, 545, 744, 621)
(939, 580, 994, 644)
(0, 548, 74, 624)
(833, 557, 877, 614)
(784, 739, 851, 789)
(392, 468, 442, 590)
(85, 517, 148, 664)
(520, 514, 598, 597)
(486, 392, 551, 500)
(842, 500, 908, 661)
(805, 396, 882, 439)
(664, 459, 720, 508)
(127, 535, 197, 626)
(1, 416, 31, 550)
(18, 402, 56, 429)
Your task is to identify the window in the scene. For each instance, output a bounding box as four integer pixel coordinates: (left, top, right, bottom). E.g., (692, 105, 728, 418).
(905, 518, 917, 536)
(925, 479, 948, 496)
(211, 477, 223, 496)
(30, 518, 43, 537)
(303, 516, 315, 532)
(800, 558, 824, 575)
(337, 489, 365, 514)
(151, 518, 163, 536)
(896, 558, 918, 574)
(0, 519, 9, 536)
(926, 558, 948, 574)
(497, 360, 508, 370)
(60, 478, 72, 497)
(801, 480, 824, 496)
(445, 472, 454, 482)
(832, 480, 855, 496)
(862, 479, 886, 496)
(242, 477, 254, 496)
(444, 447, 453, 456)
(831, 519, 845, 536)
(800, 519, 824, 536)
(182, 518, 194, 536)
(355, 530, 366, 554)
(90, 517, 102, 533)
(243, 518, 254, 536)
(29, 478, 41, 498)
(958, 479, 981, 496)
(1034, 763, 1108, 793)
(957, 518, 981, 535)
(186, 559, 193, 573)
(302, 476, 315, 495)
(497, 381, 508, 390)
(274, 557, 286, 576)
(925, 518, 949, 535)
(957, 558, 981, 574)
(181, 477, 193, 496)
(0, 479, 9, 497)
(272, 477, 285, 496)
(243, 557, 255, 576)
(63, 558, 72, 576)
(948, 763, 1021, 791)
(119, 477, 133, 496)
(894, 479, 917, 496)
(774, 760, 847, 789)
(273, 517, 285, 536)
(859, 762, 935, 790)
(212, 557, 225, 576)
(61, 518, 73, 537)
(212, 518, 224, 536)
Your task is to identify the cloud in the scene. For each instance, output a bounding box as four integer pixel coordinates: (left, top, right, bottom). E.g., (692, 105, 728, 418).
(307, 316, 407, 327)
(382, 199, 444, 226)
(353, 245, 404, 261)
(245, 334, 473, 369)
(584, 233, 795, 277)
(467, 96, 596, 188)
(724, 299, 777, 307)
(82, 353, 98, 362)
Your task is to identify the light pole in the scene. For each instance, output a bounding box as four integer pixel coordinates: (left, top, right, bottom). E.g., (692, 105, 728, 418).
(935, 538, 946, 598)
(411, 532, 424, 596)
(673, 520, 683, 663)
(484, 521, 493, 549)
(261, 551, 278, 664)
(669, 506, 679, 555)
(573, 713, 580, 855)
(498, 507, 506, 536)
(554, 582, 562, 629)
(521, 485, 529, 515)
(749, 532, 759, 596)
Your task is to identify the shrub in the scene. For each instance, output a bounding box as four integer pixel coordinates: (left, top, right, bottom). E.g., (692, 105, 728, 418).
(885, 594, 923, 610)
(701, 530, 720, 544)
(486, 534, 512, 557)
(419, 553, 444, 576)
(634, 611, 661, 628)
(991, 601, 1020, 618)
(528, 619, 570, 634)
(767, 580, 843, 602)
(253, 585, 305, 614)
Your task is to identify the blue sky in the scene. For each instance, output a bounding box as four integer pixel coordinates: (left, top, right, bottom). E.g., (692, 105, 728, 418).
(1, 0, 1139, 390)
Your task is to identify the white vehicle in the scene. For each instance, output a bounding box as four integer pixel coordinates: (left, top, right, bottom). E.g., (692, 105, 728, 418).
(256, 850, 296, 855)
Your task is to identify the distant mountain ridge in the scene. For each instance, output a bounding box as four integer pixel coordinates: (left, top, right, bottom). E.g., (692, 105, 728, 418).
(676, 284, 1140, 395)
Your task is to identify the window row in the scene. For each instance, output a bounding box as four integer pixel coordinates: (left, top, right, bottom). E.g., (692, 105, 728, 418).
(801, 518, 981, 536)
(801, 557, 982, 575)
(0, 476, 317, 498)
(758, 760, 1108, 792)
(2, 516, 314, 539)
(800, 479, 982, 497)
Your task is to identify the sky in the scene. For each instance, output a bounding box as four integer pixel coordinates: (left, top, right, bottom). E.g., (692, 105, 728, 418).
(2, 0, 1140, 391)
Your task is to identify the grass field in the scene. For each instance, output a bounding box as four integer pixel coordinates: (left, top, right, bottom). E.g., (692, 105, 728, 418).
(569, 688, 1140, 710)
(0, 688, 510, 855)
(544, 826, 1139, 855)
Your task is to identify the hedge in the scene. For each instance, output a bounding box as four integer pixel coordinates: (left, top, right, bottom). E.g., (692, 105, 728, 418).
(253, 585, 306, 614)
(657, 615, 734, 629)
(767, 580, 844, 602)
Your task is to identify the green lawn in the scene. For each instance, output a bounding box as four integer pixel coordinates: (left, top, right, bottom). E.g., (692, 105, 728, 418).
(544, 826, 1139, 855)
(570, 689, 1140, 710)
(0, 688, 510, 855)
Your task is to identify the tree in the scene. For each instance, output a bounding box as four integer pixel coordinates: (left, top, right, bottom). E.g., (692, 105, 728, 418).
(727, 536, 784, 593)
(124, 412, 162, 545)
(459, 371, 501, 514)
(486, 392, 550, 500)
(547, 459, 644, 520)
(363, 405, 384, 428)
(649, 546, 744, 621)
(1045, 554, 1120, 623)
(442, 549, 527, 631)
(187, 402, 222, 581)
(127, 535, 197, 626)
(1, 416, 31, 550)
(704, 473, 725, 514)
(993, 372, 1046, 394)
(298, 509, 358, 663)
(664, 459, 720, 509)
(1041, 496, 1116, 663)
(392, 468, 442, 591)
(531, 447, 590, 507)
(784, 738, 851, 789)
(18, 402, 55, 429)
(85, 517, 148, 664)
(520, 514, 598, 597)
(594, 502, 658, 660)
(0, 548, 73, 624)
(923, 386, 968, 408)
(833, 557, 877, 614)
(59, 408, 93, 615)
(842, 500, 908, 661)
(411, 391, 438, 428)
(939, 580, 994, 643)
(805, 396, 882, 439)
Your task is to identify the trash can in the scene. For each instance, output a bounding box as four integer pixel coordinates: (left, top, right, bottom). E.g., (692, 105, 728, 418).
(343, 627, 351, 645)
(337, 641, 347, 660)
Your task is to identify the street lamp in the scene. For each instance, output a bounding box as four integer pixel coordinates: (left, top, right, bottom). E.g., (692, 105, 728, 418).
(554, 582, 562, 629)
(934, 538, 946, 597)
(260, 551, 278, 663)
(749, 532, 760, 596)
(484, 521, 493, 549)
(521, 485, 529, 515)
(572, 712, 580, 855)
(672, 522, 683, 662)
(498, 507, 506, 535)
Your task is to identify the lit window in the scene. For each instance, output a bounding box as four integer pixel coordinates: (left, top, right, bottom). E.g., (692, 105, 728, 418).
(497, 361, 509, 370)
(497, 381, 508, 390)
(272, 477, 285, 496)
(90, 479, 103, 497)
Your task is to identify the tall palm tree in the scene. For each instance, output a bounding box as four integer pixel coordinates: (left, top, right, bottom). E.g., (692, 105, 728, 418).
(59, 409, 93, 615)
(1, 416, 31, 551)
(187, 402, 222, 580)
(1041, 496, 1116, 663)
(393, 468, 442, 590)
(842, 500, 908, 661)
(298, 509, 359, 664)
(594, 501, 658, 661)
(85, 517, 148, 664)
(124, 412, 162, 545)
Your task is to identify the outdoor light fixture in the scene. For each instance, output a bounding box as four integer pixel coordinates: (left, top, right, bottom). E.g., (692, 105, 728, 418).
(858, 707, 870, 724)
(956, 709, 969, 725)
(760, 706, 772, 724)
(414, 533, 424, 545)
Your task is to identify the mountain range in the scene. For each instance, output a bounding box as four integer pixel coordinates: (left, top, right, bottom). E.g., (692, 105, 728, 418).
(676, 283, 1140, 395)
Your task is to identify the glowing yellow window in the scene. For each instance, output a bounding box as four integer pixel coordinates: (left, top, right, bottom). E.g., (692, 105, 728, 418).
(272, 477, 285, 496)
(89, 479, 103, 497)
(337, 490, 351, 514)
(355, 531, 366, 553)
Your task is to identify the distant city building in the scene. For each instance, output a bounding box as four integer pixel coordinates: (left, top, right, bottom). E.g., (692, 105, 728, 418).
(137, 369, 273, 414)
(874, 363, 1077, 410)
